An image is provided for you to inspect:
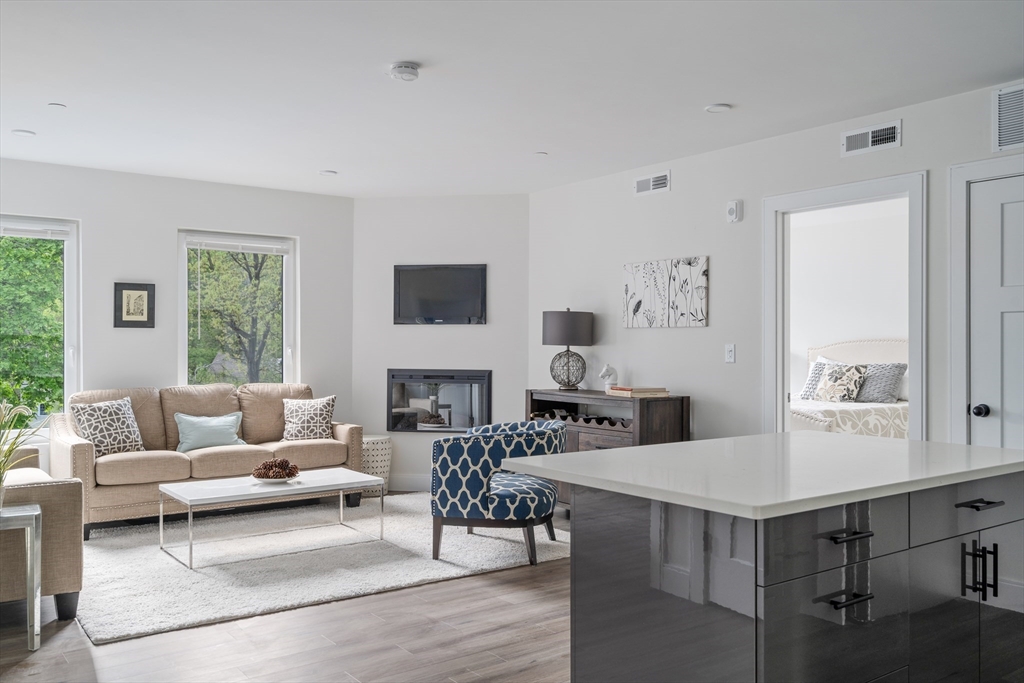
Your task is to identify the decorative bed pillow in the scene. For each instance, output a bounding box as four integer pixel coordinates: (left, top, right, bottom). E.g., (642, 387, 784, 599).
(799, 357, 842, 400)
(898, 370, 910, 401)
(70, 397, 146, 456)
(283, 395, 335, 440)
(855, 363, 908, 404)
(173, 412, 246, 452)
(814, 364, 867, 403)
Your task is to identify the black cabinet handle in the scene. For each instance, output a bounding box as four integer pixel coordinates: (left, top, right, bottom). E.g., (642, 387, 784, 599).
(830, 530, 875, 544)
(954, 498, 1006, 512)
(830, 592, 874, 610)
(961, 540, 998, 601)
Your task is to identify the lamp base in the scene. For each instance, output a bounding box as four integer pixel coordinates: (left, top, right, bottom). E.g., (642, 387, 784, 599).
(550, 348, 586, 391)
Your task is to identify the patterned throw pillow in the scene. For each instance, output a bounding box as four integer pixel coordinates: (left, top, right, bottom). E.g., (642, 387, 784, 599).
(70, 397, 146, 456)
(799, 360, 841, 400)
(856, 363, 908, 404)
(814, 364, 867, 403)
(283, 395, 335, 440)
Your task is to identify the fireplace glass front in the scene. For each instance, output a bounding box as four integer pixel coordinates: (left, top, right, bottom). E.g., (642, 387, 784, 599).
(387, 369, 492, 433)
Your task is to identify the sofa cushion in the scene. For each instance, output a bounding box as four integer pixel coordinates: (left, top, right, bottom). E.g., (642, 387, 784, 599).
(188, 444, 274, 479)
(260, 439, 347, 470)
(70, 397, 146, 456)
(237, 383, 313, 444)
(3, 467, 53, 486)
(95, 450, 191, 486)
(283, 395, 336, 441)
(160, 384, 240, 450)
(69, 387, 167, 451)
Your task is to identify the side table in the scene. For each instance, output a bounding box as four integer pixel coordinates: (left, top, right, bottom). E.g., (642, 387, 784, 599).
(361, 435, 392, 497)
(0, 503, 42, 650)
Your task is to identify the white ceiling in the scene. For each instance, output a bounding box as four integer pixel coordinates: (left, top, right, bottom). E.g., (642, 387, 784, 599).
(1, 1, 1022, 198)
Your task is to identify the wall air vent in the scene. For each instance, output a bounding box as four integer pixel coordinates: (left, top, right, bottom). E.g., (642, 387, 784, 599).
(634, 171, 670, 196)
(993, 82, 1023, 152)
(840, 120, 902, 158)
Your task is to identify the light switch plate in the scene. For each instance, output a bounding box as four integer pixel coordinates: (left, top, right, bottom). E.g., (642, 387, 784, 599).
(725, 344, 736, 363)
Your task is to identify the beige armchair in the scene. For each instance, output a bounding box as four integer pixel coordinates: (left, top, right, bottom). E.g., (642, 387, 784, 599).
(0, 447, 84, 620)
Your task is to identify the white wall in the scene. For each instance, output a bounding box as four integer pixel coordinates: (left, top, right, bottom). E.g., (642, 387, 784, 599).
(0, 159, 356, 417)
(351, 196, 529, 491)
(528, 87, 1022, 442)
(788, 199, 909, 394)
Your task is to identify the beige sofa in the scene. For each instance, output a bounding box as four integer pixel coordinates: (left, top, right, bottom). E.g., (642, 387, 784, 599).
(0, 448, 84, 619)
(50, 383, 363, 538)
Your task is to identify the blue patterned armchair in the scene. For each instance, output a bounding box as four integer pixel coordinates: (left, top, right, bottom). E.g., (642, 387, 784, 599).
(431, 420, 566, 565)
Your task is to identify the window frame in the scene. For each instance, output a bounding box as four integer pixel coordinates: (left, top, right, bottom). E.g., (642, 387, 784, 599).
(177, 230, 298, 386)
(0, 214, 82, 414)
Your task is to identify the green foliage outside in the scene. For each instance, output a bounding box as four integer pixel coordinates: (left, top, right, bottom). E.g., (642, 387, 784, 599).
(0, 236, 64, 428)
(187, 248, 284, 385)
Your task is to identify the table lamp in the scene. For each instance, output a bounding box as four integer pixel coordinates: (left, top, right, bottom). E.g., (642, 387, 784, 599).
(543, 308, 594, 390)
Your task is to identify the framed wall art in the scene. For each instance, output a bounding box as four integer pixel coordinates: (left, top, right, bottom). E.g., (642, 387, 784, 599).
(114, 282, 155, 328)
(623, 256, 708, 328)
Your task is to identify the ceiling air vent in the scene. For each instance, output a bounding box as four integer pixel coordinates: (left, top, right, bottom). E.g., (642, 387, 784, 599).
(840, 120, 902, 158)
(635, 171, 670, 196)
(993, 82, 1023, 152)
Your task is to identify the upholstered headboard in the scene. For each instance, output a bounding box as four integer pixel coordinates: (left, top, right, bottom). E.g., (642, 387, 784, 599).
(806, 339, 908, 374)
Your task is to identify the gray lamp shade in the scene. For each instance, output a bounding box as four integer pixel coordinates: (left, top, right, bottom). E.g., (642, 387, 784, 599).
(542, 310, 594, 347)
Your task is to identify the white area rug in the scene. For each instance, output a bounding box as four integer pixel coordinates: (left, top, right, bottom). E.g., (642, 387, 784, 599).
(78, 492, 569, 644)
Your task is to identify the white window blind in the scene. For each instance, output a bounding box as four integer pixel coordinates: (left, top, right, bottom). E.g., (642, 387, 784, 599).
(180, 231, 292, 255)
(0, 215, 76, 240)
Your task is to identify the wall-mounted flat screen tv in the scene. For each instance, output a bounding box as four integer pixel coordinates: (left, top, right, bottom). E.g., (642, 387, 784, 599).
(394, 264, 486, 324)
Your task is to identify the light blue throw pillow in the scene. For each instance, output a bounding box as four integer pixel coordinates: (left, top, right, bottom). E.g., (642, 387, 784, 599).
(174, 412, 246, 453)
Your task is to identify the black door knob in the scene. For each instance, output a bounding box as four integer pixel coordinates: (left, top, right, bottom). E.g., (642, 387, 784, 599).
(972, 404, 991, 417)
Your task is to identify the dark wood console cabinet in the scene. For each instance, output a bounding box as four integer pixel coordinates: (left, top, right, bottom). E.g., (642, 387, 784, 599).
(525, 388, 690, 506)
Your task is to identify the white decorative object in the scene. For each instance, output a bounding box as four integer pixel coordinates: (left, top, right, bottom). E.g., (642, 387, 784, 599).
(361, 435, 393, 497)
(623, 257, 708, 328)
(598, 364, 618, 391)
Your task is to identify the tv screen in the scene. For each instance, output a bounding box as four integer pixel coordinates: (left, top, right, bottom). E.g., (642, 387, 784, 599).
(394, 265, 486, 324)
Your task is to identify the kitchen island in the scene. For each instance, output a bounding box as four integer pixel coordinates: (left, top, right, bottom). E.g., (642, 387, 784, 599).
(502, 431, 1024, 683)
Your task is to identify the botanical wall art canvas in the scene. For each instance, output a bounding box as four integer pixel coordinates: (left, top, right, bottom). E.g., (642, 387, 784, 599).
(623, 257, 708, 328)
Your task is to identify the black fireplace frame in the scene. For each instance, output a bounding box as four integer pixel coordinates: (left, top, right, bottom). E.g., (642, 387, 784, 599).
(386, 369, 492, 433)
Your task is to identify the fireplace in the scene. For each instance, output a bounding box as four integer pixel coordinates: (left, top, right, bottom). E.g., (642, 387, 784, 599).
(387, 369, 492, 433)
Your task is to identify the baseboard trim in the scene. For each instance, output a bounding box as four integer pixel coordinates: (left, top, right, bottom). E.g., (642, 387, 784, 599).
(389, 473, 431, 492)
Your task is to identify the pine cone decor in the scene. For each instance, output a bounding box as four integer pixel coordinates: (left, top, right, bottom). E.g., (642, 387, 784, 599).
(252, 458, 300, 479)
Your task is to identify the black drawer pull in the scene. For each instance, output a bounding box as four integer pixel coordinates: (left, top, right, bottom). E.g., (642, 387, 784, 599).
(830, 530, 875, 544)
(954, 498, 1006, 512)
(830, 592, 874, 610)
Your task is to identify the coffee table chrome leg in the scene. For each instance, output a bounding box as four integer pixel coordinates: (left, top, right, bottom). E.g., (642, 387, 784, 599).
(159, 492, 164, 549)
(379, 491, 384, 539)
(26, 514, 41, 651)
(339, 493, 344, 524)
(188, 505, 193, 569)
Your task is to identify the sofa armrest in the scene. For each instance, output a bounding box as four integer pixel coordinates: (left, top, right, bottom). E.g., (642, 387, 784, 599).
(0, 477, 84, 601)
(11, 446, 40, 469)
(49, 413, 96, 487)
(332, 422, 363, 472)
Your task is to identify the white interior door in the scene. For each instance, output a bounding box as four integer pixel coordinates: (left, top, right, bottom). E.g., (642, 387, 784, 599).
(970, 174, 1024, 448)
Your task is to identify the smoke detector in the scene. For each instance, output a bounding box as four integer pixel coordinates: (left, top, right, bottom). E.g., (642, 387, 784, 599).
(390, 62, 419, 82)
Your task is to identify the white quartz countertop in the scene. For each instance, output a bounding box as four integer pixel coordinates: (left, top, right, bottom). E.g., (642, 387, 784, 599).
(501, 431, 1024, 520)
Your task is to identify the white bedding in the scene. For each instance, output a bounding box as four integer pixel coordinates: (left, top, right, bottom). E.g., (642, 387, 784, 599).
(791, 399, 909, 439)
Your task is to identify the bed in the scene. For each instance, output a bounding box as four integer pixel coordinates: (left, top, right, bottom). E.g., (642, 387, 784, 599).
(790, 339, 909, 439)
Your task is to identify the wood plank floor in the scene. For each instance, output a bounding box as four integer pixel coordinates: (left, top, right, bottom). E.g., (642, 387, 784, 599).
(0, 515, 571, 683)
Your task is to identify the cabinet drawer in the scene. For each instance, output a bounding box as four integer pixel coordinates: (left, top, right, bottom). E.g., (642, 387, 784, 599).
(909, 472, 1024, 547)
(757, 494, 908, 585)
(577, 432, 633, 451)
(757, 552, 909, 683)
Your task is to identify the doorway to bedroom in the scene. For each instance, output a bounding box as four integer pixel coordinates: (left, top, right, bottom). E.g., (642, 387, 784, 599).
(761, 172, 927, 440)
(785, 198, 910, 437)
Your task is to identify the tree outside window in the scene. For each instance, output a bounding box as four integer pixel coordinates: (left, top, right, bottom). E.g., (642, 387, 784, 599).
(187, 248, 284, 385)
(0, 236, 64, 427)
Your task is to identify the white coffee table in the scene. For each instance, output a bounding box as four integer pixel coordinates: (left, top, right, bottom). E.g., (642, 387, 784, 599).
(158, 467, 385, 569)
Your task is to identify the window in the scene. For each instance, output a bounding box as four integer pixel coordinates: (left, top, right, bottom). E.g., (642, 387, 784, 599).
(0, 214, 80, 425)
(179, 231, 296, 385)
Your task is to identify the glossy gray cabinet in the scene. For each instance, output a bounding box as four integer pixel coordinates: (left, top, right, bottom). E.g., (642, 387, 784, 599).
(571, 477, 1023, 683)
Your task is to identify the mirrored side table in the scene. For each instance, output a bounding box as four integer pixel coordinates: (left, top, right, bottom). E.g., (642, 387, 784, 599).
(0, 503, 42, 650)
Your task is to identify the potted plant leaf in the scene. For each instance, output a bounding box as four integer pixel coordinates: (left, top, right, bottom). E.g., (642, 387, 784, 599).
(0, 401, 44, 509)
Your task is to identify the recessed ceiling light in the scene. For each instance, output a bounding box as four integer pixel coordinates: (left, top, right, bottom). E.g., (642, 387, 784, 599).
(389, 62, 419, 82)
(704, 104, 733, 113)
(319, 170, 338, 176)
(47, 102, 67, 109)
(534, 151, 549, 156)
(11, 129, 36, 137)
